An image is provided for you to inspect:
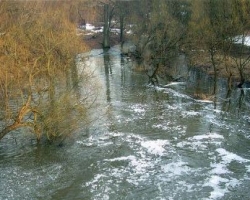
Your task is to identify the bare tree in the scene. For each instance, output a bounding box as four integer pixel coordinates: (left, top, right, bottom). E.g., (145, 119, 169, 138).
(129, 0, 185, 85)
(186, 0, 250, 91)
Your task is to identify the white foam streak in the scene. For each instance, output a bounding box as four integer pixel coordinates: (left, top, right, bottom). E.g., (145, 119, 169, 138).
(163, 82, 186, 87)
(216, 148, 249, 163)
(104, 155, 135, 162)
(205, 148, 249, 199)
(193, 133, 224, 140)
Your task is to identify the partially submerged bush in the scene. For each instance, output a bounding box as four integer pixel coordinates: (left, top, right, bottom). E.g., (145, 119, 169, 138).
(0, 1, 98, 143)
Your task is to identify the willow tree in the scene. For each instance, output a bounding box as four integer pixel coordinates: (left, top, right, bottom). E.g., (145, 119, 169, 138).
(0, 1, 97, 143)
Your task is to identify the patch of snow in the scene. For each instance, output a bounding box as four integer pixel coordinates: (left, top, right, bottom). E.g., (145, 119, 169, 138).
(234, 35, 250, 46)
(126, 30, 133, 34)
(111, 28, 120, 34)
(86, 23, 95, 30)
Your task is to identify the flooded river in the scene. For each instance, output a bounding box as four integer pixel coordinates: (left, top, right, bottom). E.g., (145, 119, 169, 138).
(1, 46, 250, 200)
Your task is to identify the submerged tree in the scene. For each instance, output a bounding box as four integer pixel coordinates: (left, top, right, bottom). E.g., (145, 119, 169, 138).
(102, 2, 113, 48)
(130, 0, 187, 85)
(0, 1, 98, 143)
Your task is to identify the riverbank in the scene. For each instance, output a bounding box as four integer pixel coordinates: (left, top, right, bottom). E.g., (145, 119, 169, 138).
(82, 34, 250, 86)
(82, 31, 120, 49)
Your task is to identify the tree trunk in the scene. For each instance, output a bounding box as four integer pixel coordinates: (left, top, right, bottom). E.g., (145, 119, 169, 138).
(0, 124, 19, 141)
(238, 69, 245, 88)
(120, 14, 124, 43)
(227, 72, 233, 91)
(0, 101, 33, 140)
(210, 49, 217, 95)
(103, 4, 110, 49)
(147, 63, 160, 86)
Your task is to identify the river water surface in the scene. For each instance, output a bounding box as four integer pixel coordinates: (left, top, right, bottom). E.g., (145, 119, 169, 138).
(1, 46, 250, 200)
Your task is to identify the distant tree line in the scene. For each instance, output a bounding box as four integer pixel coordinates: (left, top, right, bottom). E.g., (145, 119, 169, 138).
(92, 0, 250, 89)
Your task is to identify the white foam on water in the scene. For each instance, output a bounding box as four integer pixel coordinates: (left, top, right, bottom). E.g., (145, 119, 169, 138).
(155, 86, 166, 91)
(81, 130, 250, 200)
(84, 134, 172, 197)
(216, 148, 249, 163)
(104, 155, 136, 162)
(195, 99, 214, 103)
(246, 165, 250, 173)
(177, 140, 207, 151)
(2, 163, 65, 200)
(130, 104, 146, 115)
(164, 88, 193, 100)
(129, 157, 154, 175)
(204, 176, 241, 200)
(152, 124, 170, 131)
(176, 133, 224, 152)
(210, 163, 230, 175)
(203, 175, 229, 199)
(161, 161, 191, 177)
(141, 139, 169, 156)
(193, 133, 224, 140)
(182, 110, 200, 117)
(85, 174, 107, 187)
(176, 134, 248, 199)
(204, 148, 249, 199)
(163, 82, 186, 87)
(76, 134, 114, 147)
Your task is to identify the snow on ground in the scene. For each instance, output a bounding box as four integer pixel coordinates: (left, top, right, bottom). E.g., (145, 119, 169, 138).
(234, 35, 250, 46)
